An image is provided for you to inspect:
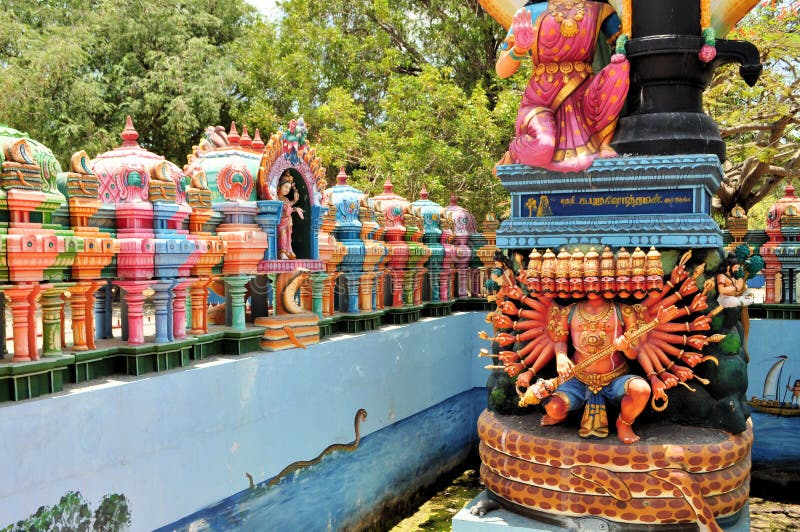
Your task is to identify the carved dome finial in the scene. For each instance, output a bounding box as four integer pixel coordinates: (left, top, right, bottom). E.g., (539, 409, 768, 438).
(240, 125, 252, 148)
(228, 122, 240, 145)
(383, 176, 393, 194)
(251, 129, 265, 151)
(419, 184, 429, 200)
(449, 193, 458, 206)
(121, 116, 139, 147)
(336, 166, 348, 185)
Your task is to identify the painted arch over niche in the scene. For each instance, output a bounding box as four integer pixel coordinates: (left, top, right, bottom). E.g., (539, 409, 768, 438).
(256, 127, 327, 206)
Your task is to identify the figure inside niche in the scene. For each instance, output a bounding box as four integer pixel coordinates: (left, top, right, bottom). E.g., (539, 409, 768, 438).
(277, 172, 304, 260)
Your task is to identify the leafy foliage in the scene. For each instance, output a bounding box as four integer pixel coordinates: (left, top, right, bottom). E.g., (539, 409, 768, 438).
(3, 491, 131, 532)
(708, 1, 800, 221)
(231, 0, 514, 219)
(0, 0, 255, 164)
(0, 0, 514, 219)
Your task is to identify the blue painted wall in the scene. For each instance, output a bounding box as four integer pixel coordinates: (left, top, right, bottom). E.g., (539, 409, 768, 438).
(161, 388, 485, 531)
(746, 319, 800, 400)
(0, 312, 490, 531)
(2, 314, 796, 531)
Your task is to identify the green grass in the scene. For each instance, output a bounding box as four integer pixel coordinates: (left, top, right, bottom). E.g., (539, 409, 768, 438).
(391, 468, 483, 531)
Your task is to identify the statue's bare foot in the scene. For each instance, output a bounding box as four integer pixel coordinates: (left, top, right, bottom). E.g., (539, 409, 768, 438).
(469, 497, 500, 516)
(499, 151, 514, 165)
(541, 413, 567, 426)
(598, 146, 618, 159)
(616, 417, 640, 444)
(493, 152, 514, 176)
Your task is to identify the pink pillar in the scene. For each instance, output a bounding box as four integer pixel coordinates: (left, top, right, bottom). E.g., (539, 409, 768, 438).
(114, 280, 151, 346)
(439, 274, 450, 302)
(6, 284, 36, 362)
(26, 284, 41, 359)
(391, 271, 405, 307)
(172, 278, 196, 340)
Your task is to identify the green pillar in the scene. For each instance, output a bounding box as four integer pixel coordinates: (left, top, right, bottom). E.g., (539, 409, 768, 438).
(185, 290, 192, 331)
(311, 272, 327, 319)
(225, 275, 250, 331)
(41, 284, 72, 356)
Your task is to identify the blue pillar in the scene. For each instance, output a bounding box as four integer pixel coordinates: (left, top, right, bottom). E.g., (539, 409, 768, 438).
(94, 281, 114, 340)
(255, 200, 284, 261)
(345, 273, 361, 313)
(152, 280, 176, 343)
(310, 205, 324, 260)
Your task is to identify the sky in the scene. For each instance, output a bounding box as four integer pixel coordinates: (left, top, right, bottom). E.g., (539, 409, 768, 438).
(247, 0, 280, 18)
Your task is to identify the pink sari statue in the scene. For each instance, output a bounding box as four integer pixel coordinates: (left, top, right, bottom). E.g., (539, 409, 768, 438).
(277, 172, 304, 259)
(497, 0, 629, 172)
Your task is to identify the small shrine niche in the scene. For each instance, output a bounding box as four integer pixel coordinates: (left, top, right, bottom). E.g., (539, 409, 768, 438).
(256, 118, 327, 263)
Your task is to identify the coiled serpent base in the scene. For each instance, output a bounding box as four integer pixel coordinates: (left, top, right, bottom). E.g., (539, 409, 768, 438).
(478, 410, 751, 531)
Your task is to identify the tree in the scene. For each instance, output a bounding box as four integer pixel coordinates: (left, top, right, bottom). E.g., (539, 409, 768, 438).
(3, 490, 131, 532)
(233, 0, 516, 220)
(0, 0, 256, 164)
(708, 2, 800, 223)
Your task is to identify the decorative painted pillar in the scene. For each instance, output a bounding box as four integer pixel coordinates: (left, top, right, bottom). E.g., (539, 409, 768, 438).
(6, 284, 35, 361)
(27, 284, 41, 360)
(344, 273, 361, 313)
(69, 282, 92, 351)
(93, 281, 114, 341)
(83, 281, 105, 350)
(310, 272, 326, 318)
(41, 284, 71, 356)
(255, 200, 284, 261)
(300, 277, 313, 312)
(152, 280, 176, 343)
(172, 278, 195, 340)
(114, 280, 151, 345)
(781, 268, 796, 304)
(190, 277, 213, 335)
(374, 271, 386, 310)
(390, 270, 405, 307)
(403, 273, 414, 306)
(0, 296, 5, 358)
(414, 270, 426, 305)
(358, 273, 374, 312)
(225, 275, 250, 330)
(322, 273, 338, 317)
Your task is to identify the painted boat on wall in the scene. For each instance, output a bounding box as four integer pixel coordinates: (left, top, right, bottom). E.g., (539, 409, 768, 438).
(748, 355, 800, 416)
(748, 398, 800, 416)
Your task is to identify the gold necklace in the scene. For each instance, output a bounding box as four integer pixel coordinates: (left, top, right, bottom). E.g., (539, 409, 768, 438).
(576, 301, 612, 329)
(548, 0, 586, 38)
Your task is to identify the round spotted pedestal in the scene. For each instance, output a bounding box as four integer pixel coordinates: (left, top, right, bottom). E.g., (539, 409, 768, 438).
(478, 410, 751, 530)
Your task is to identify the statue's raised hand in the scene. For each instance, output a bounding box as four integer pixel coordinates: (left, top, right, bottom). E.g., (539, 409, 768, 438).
(556, 352, 574, 379)
(516, 369, 535, 390)
(648, 374, 668, 402)
(690, 315, 711, 331)
(512, 9, 535, 51)
(671, 364, 694, 382)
